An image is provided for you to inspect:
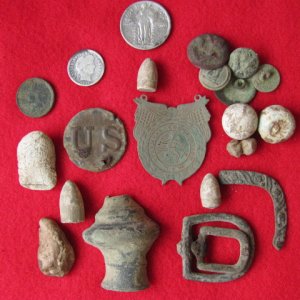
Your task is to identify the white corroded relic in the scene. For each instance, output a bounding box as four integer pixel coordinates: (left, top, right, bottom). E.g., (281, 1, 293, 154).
(60, 180, 85, 223)
(17, 131, 57, 190)
(258, 105, 296, 144)
(227, 138, 257, 157)
(137, 58, 158, 92)
(200, 173, 221, 209)
(222, 103, 258, 140)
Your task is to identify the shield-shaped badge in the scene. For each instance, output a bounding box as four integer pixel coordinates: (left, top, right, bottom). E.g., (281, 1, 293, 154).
(134, 95, 211, 185)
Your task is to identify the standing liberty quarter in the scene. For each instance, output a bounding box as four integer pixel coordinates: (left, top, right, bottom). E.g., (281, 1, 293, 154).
(120, 1, 171, 50)
(16, 78, 55, 118)
(67, 49, 105, 86)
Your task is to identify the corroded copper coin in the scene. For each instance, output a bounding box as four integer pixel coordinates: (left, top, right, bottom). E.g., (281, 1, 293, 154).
(187, 34, 230, 69)
(64, 108, 127, 172)
(16, 78, 55, 118)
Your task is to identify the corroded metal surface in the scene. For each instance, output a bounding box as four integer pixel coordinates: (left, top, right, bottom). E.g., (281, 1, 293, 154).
(219, 170, 287, 250)
(215, 77, 256, 105)
(177, 213, 255, 283)
(82, 195, 160, 291)
(134, 95, 211, 185)
(64, 108, 127, 172)
(187, 34, 230, 69)
(16, 78, 55, 118)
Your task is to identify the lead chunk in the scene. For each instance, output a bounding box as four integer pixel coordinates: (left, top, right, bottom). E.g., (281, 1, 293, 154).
(82, 195, 160, 292)
(38, 218, 75, 277)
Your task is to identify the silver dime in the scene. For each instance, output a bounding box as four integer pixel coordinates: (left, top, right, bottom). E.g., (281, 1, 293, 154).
(16, 78, 55, 118)
(67, 50, 105, 86)
(228, 48, 259, 79)
(120, 1, 171, 50)
(199, 66, 231, 91)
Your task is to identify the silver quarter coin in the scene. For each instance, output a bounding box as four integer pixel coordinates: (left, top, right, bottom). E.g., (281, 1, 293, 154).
(199, 66, 231, 91)
(67, 49, 105, 86)
(16, 78, 55, 118)
(120, 1, 171, 50)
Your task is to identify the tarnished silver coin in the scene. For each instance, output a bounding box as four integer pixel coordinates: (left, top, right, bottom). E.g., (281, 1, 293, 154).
(64, 108, 127, 172)
(67, 50, 105, 86)
(228, 48, 259, 79)
(120, 1, 171, 50)
(199, 66, 231, 91)
(16, 78, 55, 118)
(187, 34, 230, 69)
(215, 77, 256, 105)
(250, 64, 280, 92)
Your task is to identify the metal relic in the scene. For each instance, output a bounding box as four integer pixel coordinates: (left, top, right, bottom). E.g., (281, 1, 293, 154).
(16, 78, 55, 118)
(67, 49, 105, 86)
(250, 64, 280, 93)
(82, 195, 160, 292)
(63, 108, 127, 172)
(133, 95, 211, 185)
(187, 34, 230, 69)
(228, 48, 259, 79)
(199, 65, 232, 91)
(219, 170, 287, 250)
(215, 77, 256, 105)
(120, 1, 171, 50)
(177, 213, 255, 283)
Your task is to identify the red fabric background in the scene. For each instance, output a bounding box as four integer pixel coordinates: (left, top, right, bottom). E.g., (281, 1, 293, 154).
(1, 0, 300, 299)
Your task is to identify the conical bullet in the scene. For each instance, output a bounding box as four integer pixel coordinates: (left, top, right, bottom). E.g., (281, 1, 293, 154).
(60, 180, 85, 223)
(137, 58, 158, 92)
(17, 131, 57, 190)
(38, 218, 75, 277)
(200, 173, 221, 209)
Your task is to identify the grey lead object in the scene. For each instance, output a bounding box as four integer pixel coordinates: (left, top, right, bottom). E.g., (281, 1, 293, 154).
(82, 195, 160, 292)
(219, 170, 287, 250)
(177, 213, 255, 283)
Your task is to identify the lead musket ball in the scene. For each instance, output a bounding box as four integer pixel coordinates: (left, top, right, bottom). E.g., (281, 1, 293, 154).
(258, 105, 296, 143)
(222, 103, 258, 140)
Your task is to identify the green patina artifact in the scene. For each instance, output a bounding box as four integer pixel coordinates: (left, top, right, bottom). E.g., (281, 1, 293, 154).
(82, 195, 160, 292)
(16, 78, 55, 118)
(228, 48, 259, 79)
(134, 95, 211, 185)
(199, 65, 231, 91)
(250, 64, 280, 92)
(215, 77, 256, 105)
(219, 170, 287, 250)
(63, 108, 127, 172)
(177, 213, 255, 282)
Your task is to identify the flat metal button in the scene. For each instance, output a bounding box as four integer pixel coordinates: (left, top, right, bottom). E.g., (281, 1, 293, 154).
(250, 64, 280, 92)
(199, 65, 231, 91)
(64, 108, 127, 172)
(215, 77, 256, 105)
(228, 48, 259, 79)
(187, 34, 230, 69)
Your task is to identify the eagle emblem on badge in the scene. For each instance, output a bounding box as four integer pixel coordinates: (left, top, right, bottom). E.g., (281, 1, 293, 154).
(133, 95, 211, 185)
